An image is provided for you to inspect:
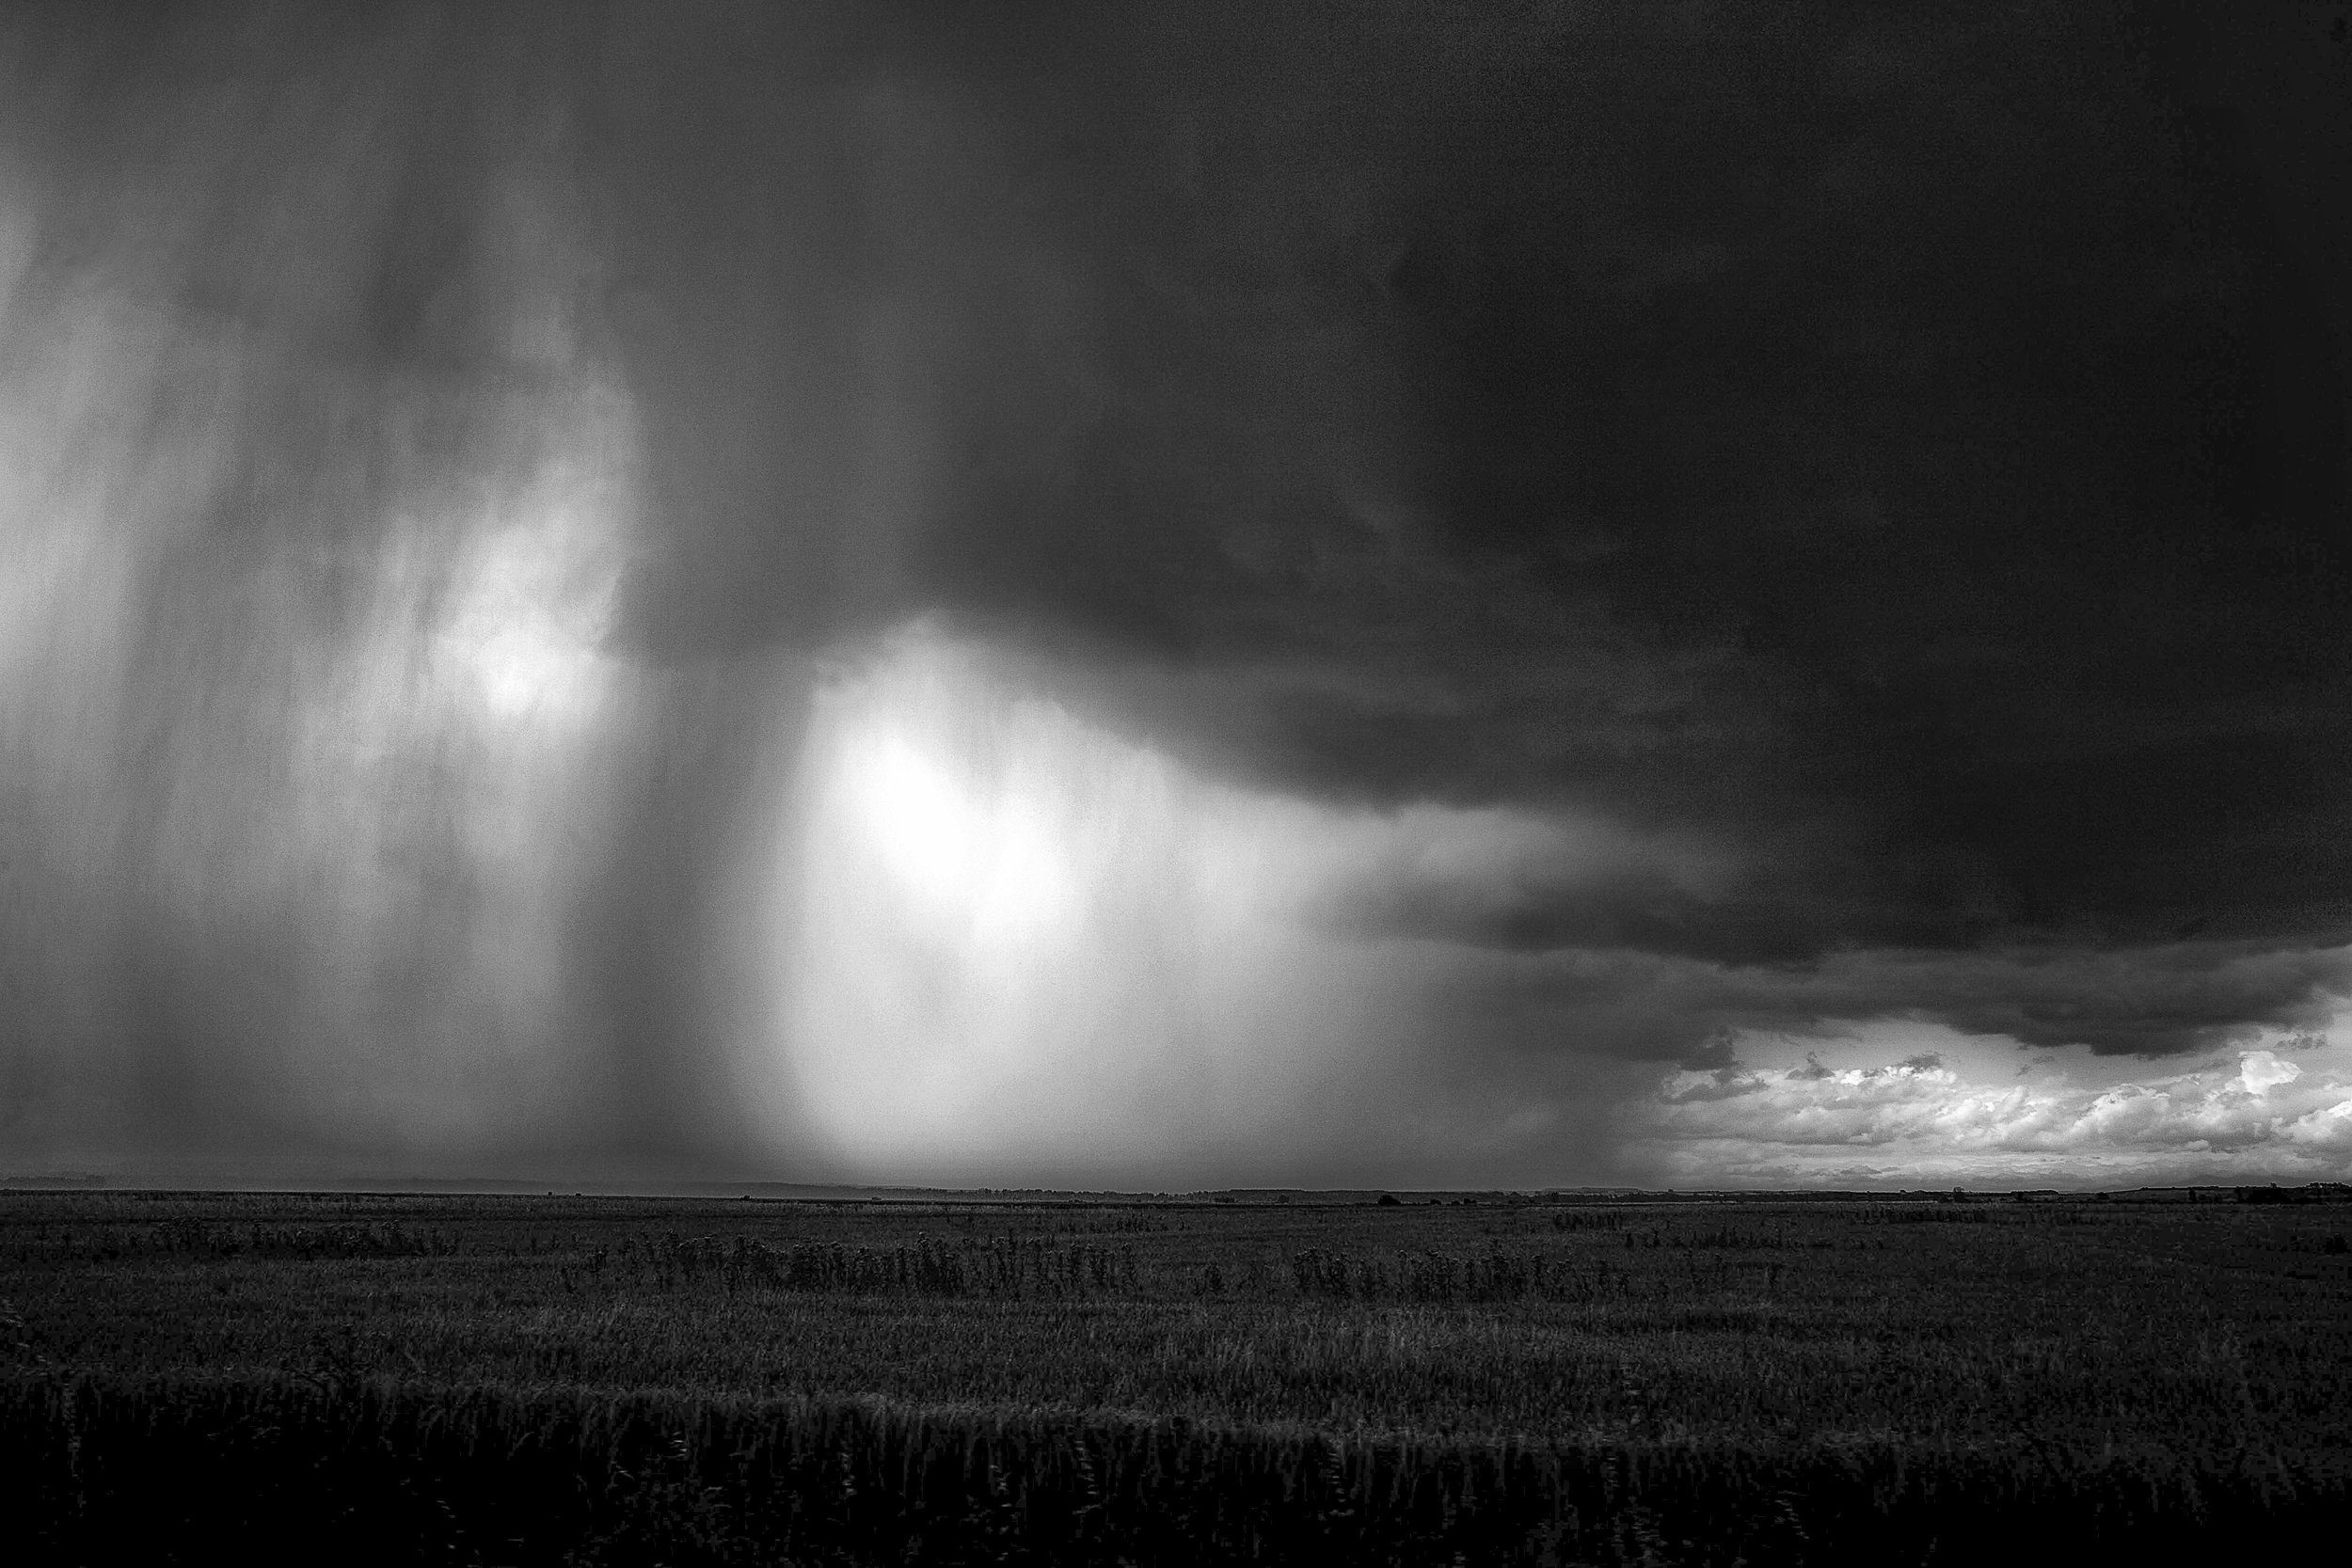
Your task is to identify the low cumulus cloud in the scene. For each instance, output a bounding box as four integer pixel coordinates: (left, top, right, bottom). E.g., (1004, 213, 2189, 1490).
(1637, 1041, 2352, 1186)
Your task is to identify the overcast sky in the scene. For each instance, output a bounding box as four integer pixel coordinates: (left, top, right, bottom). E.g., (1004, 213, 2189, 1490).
(3, 2, 2349, 1190)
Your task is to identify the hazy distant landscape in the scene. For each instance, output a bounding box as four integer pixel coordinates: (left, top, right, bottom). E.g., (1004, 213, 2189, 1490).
(7, 1187, 2349, 1562)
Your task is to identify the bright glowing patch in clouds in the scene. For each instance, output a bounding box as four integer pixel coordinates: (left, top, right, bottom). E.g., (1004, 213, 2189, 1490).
(154, 387, 641, 1151)
(764, 626, 1335, 1178)
(439, 504, 624, 727)
(734, 621, 1707, 1184)
(0, 150, 644, 1163)
(1639, 1021, 2352, 1185)
(842, 726, 1074, 938)
(2238, 1049, 2301, 1097)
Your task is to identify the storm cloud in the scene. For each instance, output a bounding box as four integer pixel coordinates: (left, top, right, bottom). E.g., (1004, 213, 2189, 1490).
(2, 2, 2348, 1188)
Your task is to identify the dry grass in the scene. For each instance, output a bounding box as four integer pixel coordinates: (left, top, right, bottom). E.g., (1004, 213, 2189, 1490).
(5, 1191, 2349, 1561)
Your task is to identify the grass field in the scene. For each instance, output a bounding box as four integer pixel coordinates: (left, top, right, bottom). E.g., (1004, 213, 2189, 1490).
(5, 1188, 2349, 1562)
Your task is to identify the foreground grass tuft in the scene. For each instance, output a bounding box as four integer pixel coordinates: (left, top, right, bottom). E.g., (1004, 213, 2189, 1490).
(6, 1190, 2350, 1561)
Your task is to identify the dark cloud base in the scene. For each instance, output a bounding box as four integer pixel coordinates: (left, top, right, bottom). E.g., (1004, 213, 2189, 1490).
(1455, 941, 2352, 1070)
(596, 1, 2352, 970)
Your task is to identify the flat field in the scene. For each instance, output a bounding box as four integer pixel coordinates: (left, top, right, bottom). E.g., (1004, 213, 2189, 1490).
(5, 1189, 2349, 1563)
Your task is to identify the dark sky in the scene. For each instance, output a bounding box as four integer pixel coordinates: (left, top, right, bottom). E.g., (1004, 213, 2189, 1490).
(3, 2, 2349, 1188)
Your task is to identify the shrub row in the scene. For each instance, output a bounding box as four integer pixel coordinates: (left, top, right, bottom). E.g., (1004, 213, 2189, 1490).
(1289, 1248, 1631, 1304)
(639, 1233, 1143, 1298)
(6, 1221, 464, 1263)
